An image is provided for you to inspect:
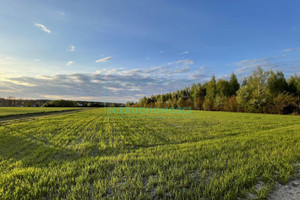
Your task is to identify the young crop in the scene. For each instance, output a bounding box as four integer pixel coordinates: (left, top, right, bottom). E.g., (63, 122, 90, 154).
(0, 108, 299, 199)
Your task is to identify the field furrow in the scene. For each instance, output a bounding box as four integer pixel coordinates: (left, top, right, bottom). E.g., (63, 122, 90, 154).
(0, 108, 299, 199)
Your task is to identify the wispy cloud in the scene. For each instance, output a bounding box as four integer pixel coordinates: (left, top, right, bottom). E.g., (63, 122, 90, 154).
(137, 59, 194, 78)
(0, 54, 213, 102)
(66, 61, 74, 66)
(174, 59, 194, 65)
(235, 57, 276, 75)
(179, 51, 189, 55)
(282, 47, 300, 52)
(235, 56, 300, 76)
(69, 45, 75, 52)
(34, 23, 51, 34)
(0, 58, 207, 102)
(0, 71, 192, 102)
(96, 56, 112, 63)
(190, 66, 207, 80)
(42, 95, 96, 100)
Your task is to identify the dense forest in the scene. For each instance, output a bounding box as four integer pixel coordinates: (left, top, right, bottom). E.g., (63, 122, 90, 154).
(127, 67, 300, 114)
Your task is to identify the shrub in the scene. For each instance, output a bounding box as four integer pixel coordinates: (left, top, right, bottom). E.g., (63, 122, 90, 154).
(224, 96, 239, 112)
(203, 99, 214, 111)
(267, 93, 298, 114)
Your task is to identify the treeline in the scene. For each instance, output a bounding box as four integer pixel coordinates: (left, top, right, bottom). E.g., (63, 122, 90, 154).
(0, 98, 125, 107)
(0, 98, 48, 107)
(45, 100, 124, 107)
(127, 67, 300, 114)
(44, 100, 79, 107)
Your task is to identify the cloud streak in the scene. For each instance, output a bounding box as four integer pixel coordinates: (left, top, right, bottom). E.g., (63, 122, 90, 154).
(34, 23, 51, 34)
(235, 56, 300, 76)
(190, 66, 207, 80)
(96, 56, 112, 63)
(66, 61, 74, 66)
(282, 47, 300, 52)
(179, 51, 189, 55)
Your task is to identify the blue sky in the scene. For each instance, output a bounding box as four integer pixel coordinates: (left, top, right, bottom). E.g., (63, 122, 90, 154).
(0, 0, 300, 102)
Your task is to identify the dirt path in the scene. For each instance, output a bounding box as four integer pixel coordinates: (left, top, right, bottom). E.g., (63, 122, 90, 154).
(268, 179, 300, 200)
(268, 163, 300, 200)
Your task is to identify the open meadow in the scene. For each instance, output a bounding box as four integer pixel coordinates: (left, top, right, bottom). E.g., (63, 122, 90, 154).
(0, 108, 299, 199)
(0, 107, 81, 117)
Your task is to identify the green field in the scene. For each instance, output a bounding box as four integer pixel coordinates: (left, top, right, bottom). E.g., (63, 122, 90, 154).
(0, 108, 299, 199)
(0, 107, 81, 117)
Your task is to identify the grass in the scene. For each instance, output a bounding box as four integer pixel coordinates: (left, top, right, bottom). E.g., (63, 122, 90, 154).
(0, 108, 299, 199)
(0, 107, 81, 117)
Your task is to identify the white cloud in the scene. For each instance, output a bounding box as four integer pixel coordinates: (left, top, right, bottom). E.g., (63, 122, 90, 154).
(34, 59, 40, 62)
(282, 47, 300, 52)
(42, 95, 96, 101)
(174, 66, 190, 73)
(104, 69, 118, 75)
(175, 59, 194, 65)
(96, 56, 112, 63)
(34, 23, 51, 34)
(179, 51, 189, 54)
(69, 45, 75, 52)
(66, 61, 74, 66)
(0, 58, 208, 102)
(0, 71, 191, 102)
(235, 57, 275, 75)
(190, 66, 207, 80)
(235, 56, 300, 76)
(5, 80, 36, 87)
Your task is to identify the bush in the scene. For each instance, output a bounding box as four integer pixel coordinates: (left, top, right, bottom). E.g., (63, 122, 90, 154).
(214, 96, 228, 111)
(267, 93, 298, 114)
(203, 99, 214, 111)
(224, 96, 239, 112)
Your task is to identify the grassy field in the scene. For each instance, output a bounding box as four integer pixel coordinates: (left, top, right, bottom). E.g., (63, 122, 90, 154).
(0, 108, 299, 199)
(0, 107, 82, 117)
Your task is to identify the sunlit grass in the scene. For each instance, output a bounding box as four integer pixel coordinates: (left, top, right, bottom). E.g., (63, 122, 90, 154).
(0, 108, 299, 199)
(0, 107, 81, 117)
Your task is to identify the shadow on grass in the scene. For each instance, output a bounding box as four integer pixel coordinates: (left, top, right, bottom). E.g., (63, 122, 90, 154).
(0, 132, 80, 168)
(0, 109, 83, 124)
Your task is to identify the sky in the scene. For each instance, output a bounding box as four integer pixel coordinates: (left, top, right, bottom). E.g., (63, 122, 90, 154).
(0, 0, 300, 103)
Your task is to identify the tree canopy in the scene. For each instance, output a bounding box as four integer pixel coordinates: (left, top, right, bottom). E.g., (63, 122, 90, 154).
(129, 67, 300, 115)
